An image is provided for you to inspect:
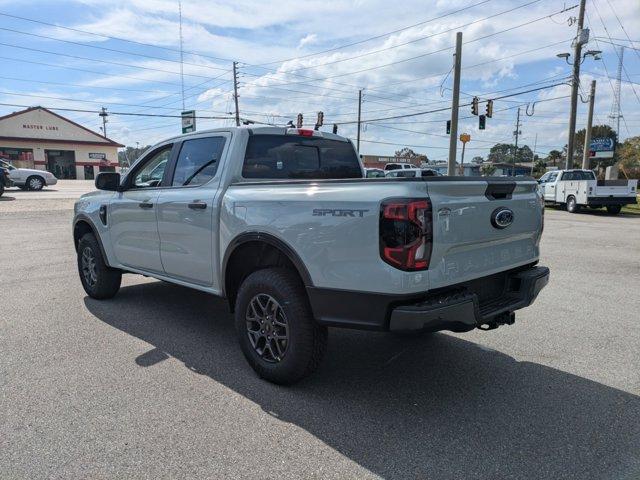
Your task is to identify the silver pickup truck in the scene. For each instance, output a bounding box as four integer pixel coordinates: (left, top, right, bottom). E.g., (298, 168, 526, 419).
(73, 127, 549, 384)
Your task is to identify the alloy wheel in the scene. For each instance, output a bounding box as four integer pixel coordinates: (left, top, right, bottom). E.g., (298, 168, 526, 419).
(245, 293, 289, 363)
(81, 246, 98, 287)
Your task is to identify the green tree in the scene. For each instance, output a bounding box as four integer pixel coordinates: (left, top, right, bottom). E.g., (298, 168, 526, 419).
(487, 143, 513, 163)
(518, 145, 534, 164)
(471, 155, 484, 164)
(545, 150, 563, 167)
(480, 164, 497, 176)
(618, 136, 640, 178)
(394, 147, 427, 165)
(532, 157, 547, 177)
(488, 143, 534, 164)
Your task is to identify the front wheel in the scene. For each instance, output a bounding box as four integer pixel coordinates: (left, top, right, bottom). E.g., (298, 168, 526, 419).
(235, 268, 327, 385)
(77, 233, 121, 299)
(606, 205, 622, 215)
(26, 175, 44, 191)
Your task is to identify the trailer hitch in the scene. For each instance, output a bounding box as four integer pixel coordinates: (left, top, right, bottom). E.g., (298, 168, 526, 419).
(478, 312, 515, 331)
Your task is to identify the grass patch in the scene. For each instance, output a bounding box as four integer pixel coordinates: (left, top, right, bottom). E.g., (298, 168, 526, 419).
(621, 198, 640, 215)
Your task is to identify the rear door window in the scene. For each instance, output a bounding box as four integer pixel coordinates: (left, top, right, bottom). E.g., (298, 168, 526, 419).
(172, 136, 226, 187)
(242, 135, 361, 179)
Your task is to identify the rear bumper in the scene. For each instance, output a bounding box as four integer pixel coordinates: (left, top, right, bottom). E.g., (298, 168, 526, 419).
(587, 196, 637, 206)
(388, 266, 549, 332)
(307, 264, 549, 332)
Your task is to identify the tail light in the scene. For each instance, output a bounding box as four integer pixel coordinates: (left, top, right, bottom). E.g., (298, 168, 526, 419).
(379, 198, 432, 270)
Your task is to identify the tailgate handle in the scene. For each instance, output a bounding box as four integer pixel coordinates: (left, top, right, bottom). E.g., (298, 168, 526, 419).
(485, 182, 516, 200)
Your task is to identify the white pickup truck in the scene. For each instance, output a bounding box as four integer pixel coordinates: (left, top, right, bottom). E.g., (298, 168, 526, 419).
(73, 126, 548, 384)
(538, 169, 637, 214)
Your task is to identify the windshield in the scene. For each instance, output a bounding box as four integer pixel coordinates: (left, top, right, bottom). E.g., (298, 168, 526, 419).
(0, 159, 15, 170)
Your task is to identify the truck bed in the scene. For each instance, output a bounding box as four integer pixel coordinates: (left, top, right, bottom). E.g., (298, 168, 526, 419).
(221, 176, 543, 295)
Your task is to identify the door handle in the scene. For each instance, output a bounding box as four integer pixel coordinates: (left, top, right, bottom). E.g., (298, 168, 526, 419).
(188, 201, 207, 210)
(139, 202, 153, 209)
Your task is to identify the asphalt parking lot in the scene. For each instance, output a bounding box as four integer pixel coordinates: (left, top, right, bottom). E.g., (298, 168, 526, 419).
(1, 181, 639, 479)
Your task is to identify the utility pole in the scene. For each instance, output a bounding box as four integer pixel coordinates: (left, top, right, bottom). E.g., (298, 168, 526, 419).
(178, 0, 185, 111)
(531, 133, 538, 176)
(512, 107, 521, 176)
(232, 61, 240, 126)
(356, 89, 363, 153)
(447, 32, 462, 176)
(565, 0, 587, 169)
(99, 106, 108, 138)
(582, 80, 596, 169)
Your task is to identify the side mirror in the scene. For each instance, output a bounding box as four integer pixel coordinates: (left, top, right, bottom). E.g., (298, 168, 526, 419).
(95, 172, 121, 191)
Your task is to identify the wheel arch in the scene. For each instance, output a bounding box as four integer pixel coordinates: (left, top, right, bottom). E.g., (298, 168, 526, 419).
(222, 232, 313, 312)
(73, 215, 110, 265)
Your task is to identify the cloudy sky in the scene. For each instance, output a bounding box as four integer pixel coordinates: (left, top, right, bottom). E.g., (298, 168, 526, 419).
(0, 0, 638, 161)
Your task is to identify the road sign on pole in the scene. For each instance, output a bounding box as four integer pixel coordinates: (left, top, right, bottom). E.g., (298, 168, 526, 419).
(181, 110, 196, 134)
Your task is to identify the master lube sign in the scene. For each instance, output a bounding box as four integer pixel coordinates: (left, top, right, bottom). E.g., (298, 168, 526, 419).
(589, 137, 614, 158)
(181, 110, 196, 134)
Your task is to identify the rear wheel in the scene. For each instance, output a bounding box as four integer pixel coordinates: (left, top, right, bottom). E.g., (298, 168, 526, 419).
(566, 196, 579, 213)
(26, 175, 44, 191)
(606, 205, 622, 215)
(77, 233, 121, 299)
(235, 268, 327, 385)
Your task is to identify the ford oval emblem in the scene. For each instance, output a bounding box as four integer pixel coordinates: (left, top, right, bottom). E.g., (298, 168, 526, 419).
(491, 207, 514, 229)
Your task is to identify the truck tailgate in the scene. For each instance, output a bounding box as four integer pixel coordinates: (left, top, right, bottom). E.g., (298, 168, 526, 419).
(426, 179, 542, 289)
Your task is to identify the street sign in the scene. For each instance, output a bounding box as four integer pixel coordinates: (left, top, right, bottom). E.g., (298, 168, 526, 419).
(459, 133, 471, 143)
(589, 137, 614, 158)
(181, 110, 196, 134)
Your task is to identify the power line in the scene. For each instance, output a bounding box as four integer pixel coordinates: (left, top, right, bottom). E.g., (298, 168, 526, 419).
(590, 0, 640, 105)
(602, 0, 640, 63)
(334, 82, 569, 125)
(0, 102, 233, 120)
(0, 41, 224, 80)
(0, 26, 230, 72)
(256, 0, 496, 66)
(243, 6, 578, 88)
(0, 11, 234, 64)
(0, 91, 232, 114)
(0, 75, 174, 95)
(0, 55, 195, 87)
(259, 0, 544, 75)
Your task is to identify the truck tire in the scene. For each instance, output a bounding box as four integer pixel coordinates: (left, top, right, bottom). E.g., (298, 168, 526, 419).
(235, 268, 327, 385)
(77, 233, 122, 299)
(566, 196, 579, 213)
(26, 175, 44, 191)
(606, 205, 622, 215)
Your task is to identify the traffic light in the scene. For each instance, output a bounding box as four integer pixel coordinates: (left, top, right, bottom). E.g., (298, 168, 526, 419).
(486, 99, 493, 118)
(315, 111, 324, 130)
(479, 115, 486, 130)
(446, 120, 451, 134)
(471, 97, 479, 116)
(332, 124, 338, 134)
(296, 113, 303, 128)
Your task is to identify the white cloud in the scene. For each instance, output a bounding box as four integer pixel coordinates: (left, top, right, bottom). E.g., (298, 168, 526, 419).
(298, 34, 318, 50)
